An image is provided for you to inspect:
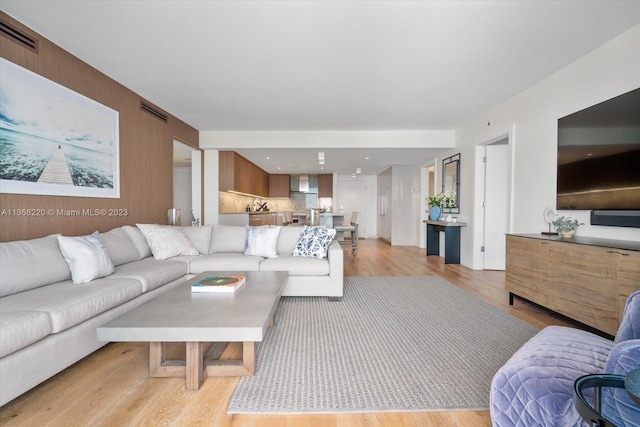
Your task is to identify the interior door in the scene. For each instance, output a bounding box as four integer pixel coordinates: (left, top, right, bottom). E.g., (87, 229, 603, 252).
(338, 179, 367, 237)
(483, 143, 508, 270)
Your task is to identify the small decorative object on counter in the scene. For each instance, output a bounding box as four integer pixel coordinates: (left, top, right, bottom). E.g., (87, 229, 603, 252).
(246, 205, 251, 212)
(191, 210, 200, 226)
(552, 216, 584, 238)
(429, 206, 441, 221)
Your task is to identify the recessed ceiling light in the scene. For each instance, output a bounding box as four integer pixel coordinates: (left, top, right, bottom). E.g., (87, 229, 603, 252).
(365, 157, 370, 160)
(356, 168, 361, 174)
(266, 156, 270, 160)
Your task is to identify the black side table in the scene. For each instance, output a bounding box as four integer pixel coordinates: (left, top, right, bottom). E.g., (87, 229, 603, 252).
(574, 374, 626, 427)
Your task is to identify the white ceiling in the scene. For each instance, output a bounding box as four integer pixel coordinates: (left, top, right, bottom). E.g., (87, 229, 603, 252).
(3, 1, 640, 174)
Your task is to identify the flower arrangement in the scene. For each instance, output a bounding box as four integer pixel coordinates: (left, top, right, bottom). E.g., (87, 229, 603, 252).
(427, 191, 457, 208)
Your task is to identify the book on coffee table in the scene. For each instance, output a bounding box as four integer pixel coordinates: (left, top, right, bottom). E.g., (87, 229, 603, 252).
(191, 275, 246, 293)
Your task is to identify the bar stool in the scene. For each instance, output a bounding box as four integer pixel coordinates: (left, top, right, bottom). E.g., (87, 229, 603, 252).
(334, 211, 359, 257)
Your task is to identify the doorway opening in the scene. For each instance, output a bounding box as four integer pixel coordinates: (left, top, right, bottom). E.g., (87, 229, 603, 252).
(173, 140, 202, 226)
(475, 133, 512, 270)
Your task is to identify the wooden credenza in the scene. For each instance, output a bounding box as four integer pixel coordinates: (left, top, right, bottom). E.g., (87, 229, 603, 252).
(506, 234, 640, 336)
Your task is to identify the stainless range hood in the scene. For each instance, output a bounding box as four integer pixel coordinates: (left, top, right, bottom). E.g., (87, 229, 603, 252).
(290, 174, 318, 193)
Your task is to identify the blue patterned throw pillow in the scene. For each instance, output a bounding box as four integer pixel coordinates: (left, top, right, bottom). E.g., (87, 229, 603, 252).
(292, 226, 336, 259)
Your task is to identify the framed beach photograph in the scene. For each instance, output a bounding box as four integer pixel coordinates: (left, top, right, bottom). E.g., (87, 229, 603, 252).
(0, 58, 120, 198)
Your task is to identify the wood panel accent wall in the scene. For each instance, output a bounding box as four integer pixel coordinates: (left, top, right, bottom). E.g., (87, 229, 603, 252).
(0, 13, 199, 242)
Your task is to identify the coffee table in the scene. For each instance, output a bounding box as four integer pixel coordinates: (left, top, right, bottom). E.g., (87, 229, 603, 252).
(96, 271, 287, 391)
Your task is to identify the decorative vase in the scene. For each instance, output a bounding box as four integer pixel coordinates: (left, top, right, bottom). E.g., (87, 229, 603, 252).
(429, 206, 441, 221)
(560, 230, 576, 238)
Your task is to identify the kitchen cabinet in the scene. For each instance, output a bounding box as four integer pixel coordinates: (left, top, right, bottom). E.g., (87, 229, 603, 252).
(506, 234, 640, 336)
(269, 174, 290, 198)
(318, 174, 333, 198)
(377, 166, 420, 245)
(219, 151, 269, 197)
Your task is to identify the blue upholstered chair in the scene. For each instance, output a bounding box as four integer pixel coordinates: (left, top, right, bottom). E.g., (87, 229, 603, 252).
(490, 290, 640, 426)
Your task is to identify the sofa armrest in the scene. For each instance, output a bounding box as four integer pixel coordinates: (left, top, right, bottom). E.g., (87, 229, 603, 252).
(601, 339, 640, 426)
(326, 240, 344, 299)
(604, 338, 640, 375)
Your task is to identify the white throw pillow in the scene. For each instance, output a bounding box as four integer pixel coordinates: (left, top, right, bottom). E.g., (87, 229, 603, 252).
(292, 226, 336, 259)
(244, 226, 280, 258)
(57, 232, 115, 284)
(136, 223, 200, 260)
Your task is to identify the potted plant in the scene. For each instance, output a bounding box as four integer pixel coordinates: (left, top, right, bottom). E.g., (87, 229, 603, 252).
(427, 192, 456, 221)
(552, 216, 583, 238)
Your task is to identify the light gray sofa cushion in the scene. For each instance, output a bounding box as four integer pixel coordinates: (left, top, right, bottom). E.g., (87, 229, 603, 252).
(209, 224, 247, 254)
(182, 225, 213, 255)
(101, 227, 141, 266)
(189, 253, 264, 274)
(0, 234, 72, 297)
(110, 259, 188, 292)
(260, 255, 330, 275)
(0, 311, 53, 358)
(276, 225, 304, 256)
(121, 225, 153, 259)
(0, 278, 142, 333)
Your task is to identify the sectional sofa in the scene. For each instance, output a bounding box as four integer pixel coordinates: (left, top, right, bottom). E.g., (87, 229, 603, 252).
(0, 223, 343, 406)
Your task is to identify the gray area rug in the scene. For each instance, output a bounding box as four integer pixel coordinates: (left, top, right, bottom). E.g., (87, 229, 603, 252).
(227, 276, 539, 414)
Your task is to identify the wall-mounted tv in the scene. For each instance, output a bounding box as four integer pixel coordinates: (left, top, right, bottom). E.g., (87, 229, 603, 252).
(556, 88, 640, 227)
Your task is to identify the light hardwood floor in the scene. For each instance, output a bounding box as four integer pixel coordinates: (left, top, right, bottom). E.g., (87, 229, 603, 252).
(0, 239, 580, 427)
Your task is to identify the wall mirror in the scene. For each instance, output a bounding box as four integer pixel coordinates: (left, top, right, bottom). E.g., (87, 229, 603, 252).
(442, 153, 460, 214)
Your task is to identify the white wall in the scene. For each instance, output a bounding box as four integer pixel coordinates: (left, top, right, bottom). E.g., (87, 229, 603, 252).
(203, 150, 219, 225)
(455, 23, 640, 268)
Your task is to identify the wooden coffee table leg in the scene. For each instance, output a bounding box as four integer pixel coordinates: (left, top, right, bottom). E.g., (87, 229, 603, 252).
(205, 341, 256, 377)
(149, 342, 164, 377)
(186, 342, 204, 391)
(149, 342, 186, 378)
(243, 341, 255, 375)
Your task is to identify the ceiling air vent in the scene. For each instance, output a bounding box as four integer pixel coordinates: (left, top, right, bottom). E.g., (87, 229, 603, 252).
(140, 100, 168, 123)
(0, 19, 38, 53)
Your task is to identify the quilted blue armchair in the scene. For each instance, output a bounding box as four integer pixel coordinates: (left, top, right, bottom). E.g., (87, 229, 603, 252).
(490, 290, 640, 426)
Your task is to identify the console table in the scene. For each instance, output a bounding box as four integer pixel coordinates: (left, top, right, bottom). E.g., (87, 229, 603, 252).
(423, 220, 467, 264)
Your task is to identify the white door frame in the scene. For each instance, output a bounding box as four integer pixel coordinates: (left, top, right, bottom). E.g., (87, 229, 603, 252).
(472, 126, 515, 270)
(173, 139, 202, 225)
(482, 140, 509, 270)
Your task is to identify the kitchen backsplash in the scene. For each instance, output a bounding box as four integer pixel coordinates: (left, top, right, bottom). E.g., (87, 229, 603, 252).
(219, 192, 332, 213)
(219, 192, 294, 213)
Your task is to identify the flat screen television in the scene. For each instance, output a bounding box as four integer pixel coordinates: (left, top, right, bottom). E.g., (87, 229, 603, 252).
(557, 87, 640, 227)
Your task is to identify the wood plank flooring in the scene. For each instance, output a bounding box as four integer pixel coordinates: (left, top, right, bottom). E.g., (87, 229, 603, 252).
(0, 239, 581, 426)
